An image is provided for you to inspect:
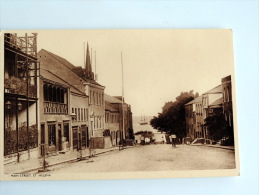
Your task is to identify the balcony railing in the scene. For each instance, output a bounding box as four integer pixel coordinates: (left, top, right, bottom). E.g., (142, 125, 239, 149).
(44, 102, 68, 114)
(4, 77, 37, 98)
(4, 33, 37, 58)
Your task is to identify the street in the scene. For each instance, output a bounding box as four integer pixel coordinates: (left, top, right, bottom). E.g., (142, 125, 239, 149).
(47, 144, 235, 173)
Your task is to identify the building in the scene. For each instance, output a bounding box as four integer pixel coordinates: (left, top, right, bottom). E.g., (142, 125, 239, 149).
(185, 96, 203, 140)
(113, 96, 133, 140)
(221, 75, 234, 144)
(38, 49, 90, 156)
(4, 33, 39, 162)
(104, 94, 133, 144)
(73, 44, 106, 146)
(104, 99, 120, 146)
(222, 75, 233, 129)
(201, 84, 223, 139)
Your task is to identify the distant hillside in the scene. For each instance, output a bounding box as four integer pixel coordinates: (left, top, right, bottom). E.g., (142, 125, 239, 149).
(133, 116, 159, 133)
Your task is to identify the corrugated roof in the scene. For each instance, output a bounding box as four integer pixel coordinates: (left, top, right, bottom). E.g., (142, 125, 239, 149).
(185, 96, 202, 106)
(45, 49, 104, 87)
(39, 49, 104, 89)
(209, 97, 223, 107)
(204, 84, 222, 94)
(104, 94, 122, 104)
(44, 50, 77, 70)
(40, 69, 85, 95)
(105, 102, 118, 112)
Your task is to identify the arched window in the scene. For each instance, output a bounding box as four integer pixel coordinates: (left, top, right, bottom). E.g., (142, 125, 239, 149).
(226, 87, 229, 102)
(53, 86, 57, 102)
(93, 92, 95, 105)
(223, 88, 225, 102)
(57, 87, 61, 103)
(48, 85, 53, 102)
(60, 89, 64, 103)
(44, 84, 48, 101)
(227, 87, 230, 102)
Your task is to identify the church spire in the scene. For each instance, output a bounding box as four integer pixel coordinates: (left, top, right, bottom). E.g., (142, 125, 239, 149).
(85, 42, 93, 79)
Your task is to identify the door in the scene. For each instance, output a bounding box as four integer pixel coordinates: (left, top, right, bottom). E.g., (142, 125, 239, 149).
(81, 125, 86, 148)
(73, 126, 78, 150)
(58, 124, 62, 151)
(40, 124, 45, 156)
(86, 127, 89, 147)
(48, 123, 56, 153)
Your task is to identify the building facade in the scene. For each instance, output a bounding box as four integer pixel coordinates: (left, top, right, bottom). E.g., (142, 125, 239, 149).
(38, 49, 90, 156)
(104, 100, 120, 146)
(4, 33, 39, 162)
(201, 85, 223, 140)
(221, 75, 234, 144)
(185, 96, 203, 140)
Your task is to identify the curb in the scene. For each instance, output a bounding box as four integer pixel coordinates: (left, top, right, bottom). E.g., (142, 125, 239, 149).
(190, 144, 234, 151)
(15, 146, 133, 174)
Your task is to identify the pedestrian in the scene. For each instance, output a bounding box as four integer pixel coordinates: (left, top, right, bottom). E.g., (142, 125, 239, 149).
(171, 134, 177, 147)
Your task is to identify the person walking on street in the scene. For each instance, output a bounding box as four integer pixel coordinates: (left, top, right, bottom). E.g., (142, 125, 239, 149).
(171, 134, 177, 147)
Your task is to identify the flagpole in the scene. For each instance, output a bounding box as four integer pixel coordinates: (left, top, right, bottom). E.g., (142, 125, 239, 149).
(121, 52, 125, 149)
(84, 42, 86, 68)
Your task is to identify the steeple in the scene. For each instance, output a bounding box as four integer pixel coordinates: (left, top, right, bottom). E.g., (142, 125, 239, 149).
(85, 42, 93, 80)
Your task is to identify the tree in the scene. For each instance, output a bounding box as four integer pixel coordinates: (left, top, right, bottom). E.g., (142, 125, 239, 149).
(150, 90, 197, 140)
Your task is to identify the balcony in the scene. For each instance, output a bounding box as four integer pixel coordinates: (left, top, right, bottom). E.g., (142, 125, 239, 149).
(4, 77, 37, 98)
(44, 102, 68, 114)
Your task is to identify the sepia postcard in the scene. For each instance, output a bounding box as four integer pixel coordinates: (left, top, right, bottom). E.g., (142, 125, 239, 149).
(0, 29, 239, 181)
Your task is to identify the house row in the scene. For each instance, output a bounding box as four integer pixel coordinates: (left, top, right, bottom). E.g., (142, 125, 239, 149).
(185, 75, 233, 143)
(3, 33, 133, 162)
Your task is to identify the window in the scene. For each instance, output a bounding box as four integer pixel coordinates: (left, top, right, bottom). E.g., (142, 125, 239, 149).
(53, 87, 57, 102)
(75, 108, 77, 122)
(57, 88, 61, 102)
(227, 87, 230, 102)
(72, 108, 74, 122)
(61, 89, 64, 103)
(78, 108, 80, 122)
(48, 85, 53, 102)
(93, 91, 95, 105)
(81, 108, 83, 122)
(44, 84, 48, 101)
(90, 91, 92, 104)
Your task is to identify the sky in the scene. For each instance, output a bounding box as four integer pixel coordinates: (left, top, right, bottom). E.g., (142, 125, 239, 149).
(11, 29, 234, 117)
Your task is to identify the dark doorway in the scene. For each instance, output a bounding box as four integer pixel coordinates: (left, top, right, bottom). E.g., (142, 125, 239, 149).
(81, 125, 87, 148)
(86, 127, 89, 147)
(40, 124, 45, 156)
(58, 124, 62, 151)
(73, 126, 78, 150)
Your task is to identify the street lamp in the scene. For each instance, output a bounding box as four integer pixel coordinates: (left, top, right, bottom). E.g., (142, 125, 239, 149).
(18, 102, 22, 111)
(6, 101, 11, 110)
(70, 112, 76, 121)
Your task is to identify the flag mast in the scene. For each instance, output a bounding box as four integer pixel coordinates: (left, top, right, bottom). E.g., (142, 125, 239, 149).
(121, 52, 125, 148)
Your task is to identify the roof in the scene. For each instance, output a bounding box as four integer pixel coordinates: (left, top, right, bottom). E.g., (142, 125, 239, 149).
(209, 97, 223, 107)
(104, 94, 122, 104)
(185, 96, 202, 106)
(40, 69, 85, 95)
(45, 49, 104, 87)
(105, 102, 118, 112)
(38, 49, 104, 89)
(44, 49, 76, 70)
(204, 84, 222, 94)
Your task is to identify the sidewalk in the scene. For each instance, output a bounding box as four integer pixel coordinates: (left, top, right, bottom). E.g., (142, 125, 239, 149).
(205, 144, 235, 150)
(4, 146, 125, 174)
(190, 144, 235, 151)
